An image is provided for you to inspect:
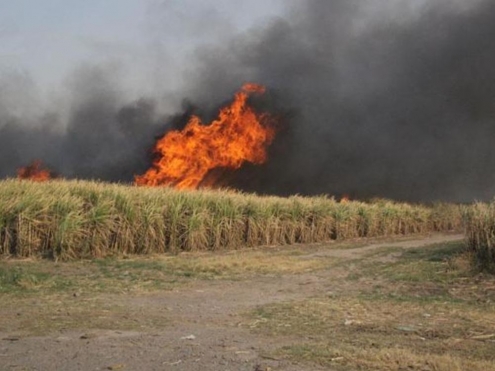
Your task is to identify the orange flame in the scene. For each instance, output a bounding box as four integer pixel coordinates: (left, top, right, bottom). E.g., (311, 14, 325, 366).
(135, 83, 276, 189)
(340, 194, 350, 203)
(17, 160, 52, 182)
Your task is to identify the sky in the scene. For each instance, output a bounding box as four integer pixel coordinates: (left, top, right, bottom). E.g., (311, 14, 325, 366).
(0, 0, 284, 97)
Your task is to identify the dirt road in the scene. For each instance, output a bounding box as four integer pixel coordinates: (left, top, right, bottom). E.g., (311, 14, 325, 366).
(0, 234, 466, 371)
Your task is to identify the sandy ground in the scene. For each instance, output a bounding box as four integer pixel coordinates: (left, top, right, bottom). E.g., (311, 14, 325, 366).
(0, 234, 464, 371)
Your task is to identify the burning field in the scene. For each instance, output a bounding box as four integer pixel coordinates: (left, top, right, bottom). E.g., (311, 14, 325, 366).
(2, 1, 495, 268)
(3, 3, 495, 371)
(1, 83, 492, 269)
(15, 83, 277, 192)
(3, 82, 468, 261)
(17, 161, 55, 182)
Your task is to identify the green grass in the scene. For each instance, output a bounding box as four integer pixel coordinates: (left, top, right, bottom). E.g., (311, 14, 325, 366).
(367, 242, 467, 282)
(0, 266, 57, 293)
(0, 260, 178, 296)
(350, 241, 495, 305)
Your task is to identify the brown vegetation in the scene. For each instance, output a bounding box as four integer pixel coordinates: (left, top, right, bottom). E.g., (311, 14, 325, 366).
(463, 202, 495, 272)
(0, 179, 463, 260)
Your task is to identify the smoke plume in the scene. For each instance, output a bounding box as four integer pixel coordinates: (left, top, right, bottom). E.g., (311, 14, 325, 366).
(0, 65, 166, 182)
(1, 0, 495, 202)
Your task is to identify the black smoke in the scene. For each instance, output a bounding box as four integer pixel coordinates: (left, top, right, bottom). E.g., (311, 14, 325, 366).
(2, 0, 495, 202)
(181, 0, 495, 202)
(0, 66, 166, 182)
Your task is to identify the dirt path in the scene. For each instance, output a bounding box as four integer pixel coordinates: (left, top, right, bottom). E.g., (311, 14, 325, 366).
(0, 234, 464, 371)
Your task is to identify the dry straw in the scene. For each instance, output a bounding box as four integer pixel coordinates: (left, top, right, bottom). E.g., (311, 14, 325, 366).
(0, 180, 462, 260)
(463, 202, 495, 272)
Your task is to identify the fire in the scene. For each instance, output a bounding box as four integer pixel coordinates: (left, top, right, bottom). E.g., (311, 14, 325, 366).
(17, 160, 52, 182)
(135, 83, 276, 189)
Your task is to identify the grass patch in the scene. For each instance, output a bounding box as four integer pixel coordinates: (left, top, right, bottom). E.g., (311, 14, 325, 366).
(0, 259, 179, 296)
(277, 344, 495, 371)
(0, 264, 77, 294)
(0, 244, 335, 296)
(249, 296, 495, 370)
(353, 241, 495, 304)
(247, 241, 495, 370)
(0, 294, 169, 336)
(368, 242, 466, 282)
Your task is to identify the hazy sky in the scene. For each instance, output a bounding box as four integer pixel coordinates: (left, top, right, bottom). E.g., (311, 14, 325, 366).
(0, 0, 284, 95)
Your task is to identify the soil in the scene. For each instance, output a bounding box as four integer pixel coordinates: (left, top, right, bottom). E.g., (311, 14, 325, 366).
(0, 234, 464, 371)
